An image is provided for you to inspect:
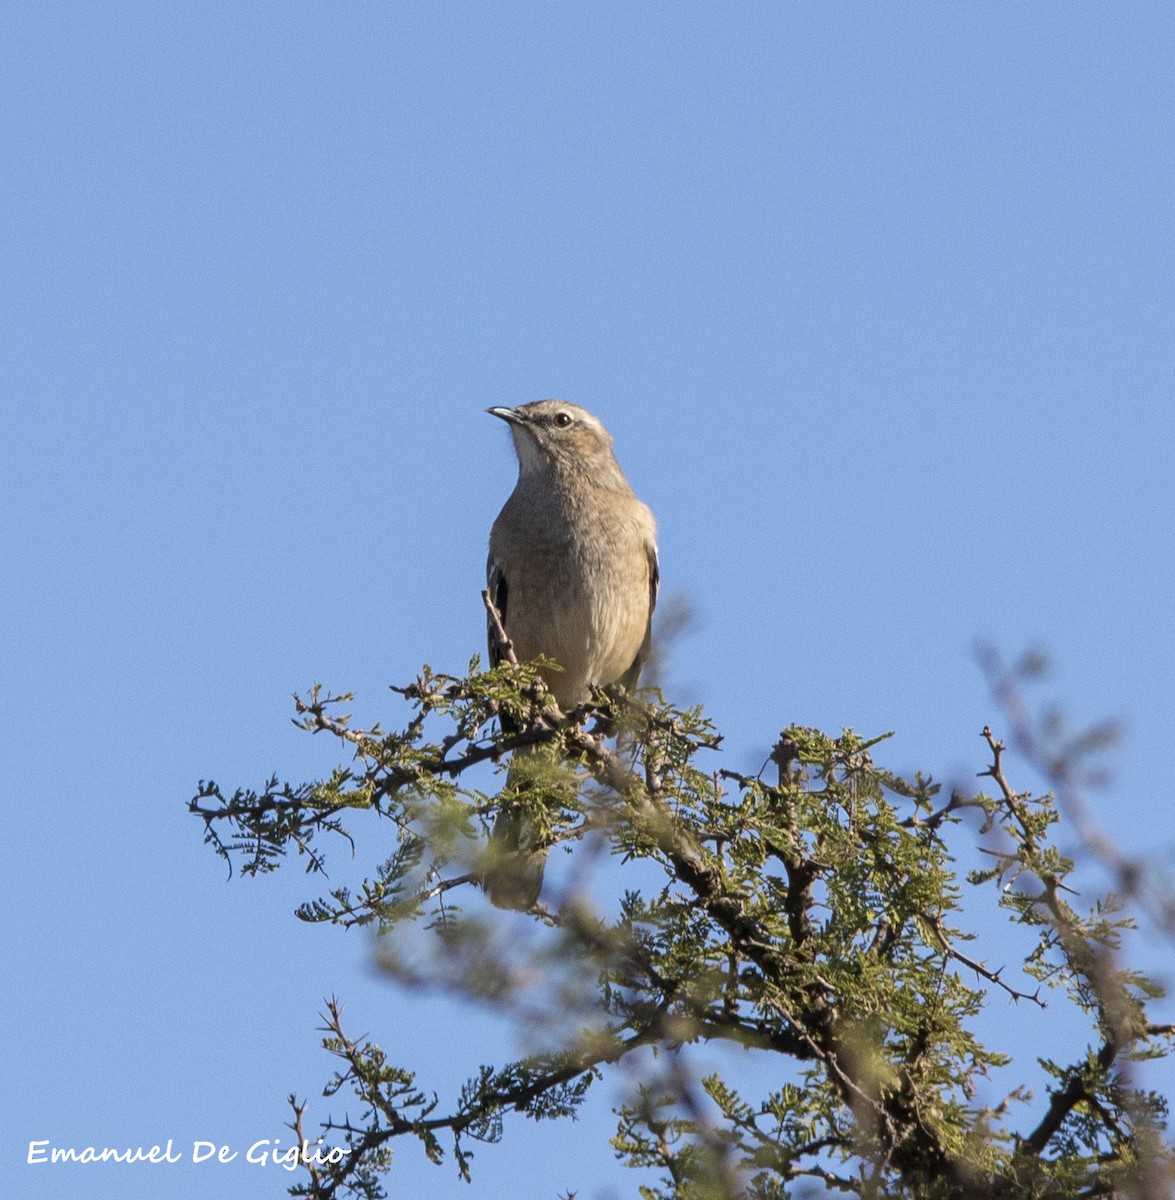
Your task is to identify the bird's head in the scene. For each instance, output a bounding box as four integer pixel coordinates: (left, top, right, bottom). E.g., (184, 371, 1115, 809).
(487, 400, 618, 479)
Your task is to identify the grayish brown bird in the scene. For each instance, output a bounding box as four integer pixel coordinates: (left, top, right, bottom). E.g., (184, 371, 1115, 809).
(482, 400, 658, 909)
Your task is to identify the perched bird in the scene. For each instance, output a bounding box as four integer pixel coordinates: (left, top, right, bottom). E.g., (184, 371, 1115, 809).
(482, 400, 659, 909)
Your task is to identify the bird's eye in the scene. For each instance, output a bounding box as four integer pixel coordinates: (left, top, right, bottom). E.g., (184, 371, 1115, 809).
(554, 411, 573, 428)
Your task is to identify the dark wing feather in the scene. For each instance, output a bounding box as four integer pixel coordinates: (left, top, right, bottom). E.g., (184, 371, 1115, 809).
(486, 554, 509, 667)
(618, 541, 659, 692)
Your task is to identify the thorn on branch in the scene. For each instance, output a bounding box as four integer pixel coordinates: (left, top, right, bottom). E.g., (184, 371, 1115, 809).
(483, 589, 518, 666)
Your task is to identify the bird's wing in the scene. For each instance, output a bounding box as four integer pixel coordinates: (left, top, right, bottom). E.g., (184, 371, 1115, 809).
(486, 553, 509, 668)
(619, 540, 659, 692)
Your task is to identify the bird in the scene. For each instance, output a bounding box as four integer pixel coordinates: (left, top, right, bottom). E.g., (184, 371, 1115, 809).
(481, 400, 659, 909)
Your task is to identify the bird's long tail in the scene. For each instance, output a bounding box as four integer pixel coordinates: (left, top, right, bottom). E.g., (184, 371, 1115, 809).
(483, 777, 547, 911)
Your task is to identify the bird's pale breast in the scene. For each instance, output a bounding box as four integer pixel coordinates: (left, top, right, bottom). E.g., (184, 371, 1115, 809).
(491, 490, 654, 710)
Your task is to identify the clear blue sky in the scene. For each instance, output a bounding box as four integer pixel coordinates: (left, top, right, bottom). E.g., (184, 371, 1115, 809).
(4, 4, 1173, 1198)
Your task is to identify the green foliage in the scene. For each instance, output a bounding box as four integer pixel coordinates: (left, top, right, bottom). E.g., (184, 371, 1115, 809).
(190, 659, 1175, 1200)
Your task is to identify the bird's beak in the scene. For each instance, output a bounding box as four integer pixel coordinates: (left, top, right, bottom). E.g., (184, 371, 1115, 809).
(486, 406, 524, 426)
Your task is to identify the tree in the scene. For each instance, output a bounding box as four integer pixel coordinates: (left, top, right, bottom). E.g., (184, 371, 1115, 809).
(190, 620, 1174, 1200)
